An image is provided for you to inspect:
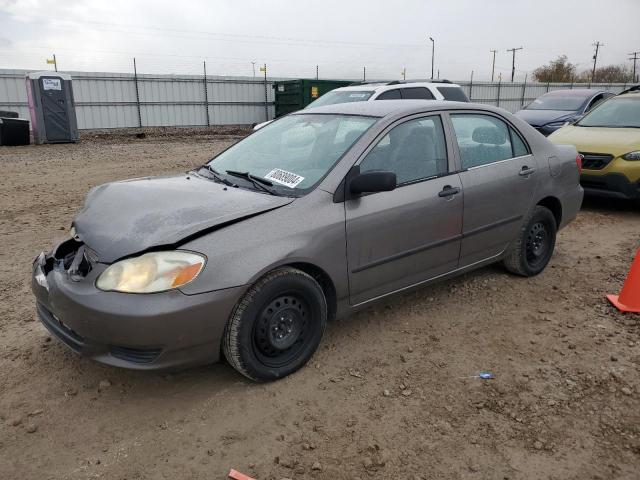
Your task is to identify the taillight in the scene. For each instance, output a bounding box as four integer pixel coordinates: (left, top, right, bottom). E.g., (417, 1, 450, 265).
(576, 154, 583, 173)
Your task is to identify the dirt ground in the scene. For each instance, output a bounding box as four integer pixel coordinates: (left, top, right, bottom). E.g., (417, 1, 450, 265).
(0, 128, 639, 480)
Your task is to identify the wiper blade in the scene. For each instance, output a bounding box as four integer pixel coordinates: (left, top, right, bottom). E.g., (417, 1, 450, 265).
(224, 170, 279, 195)
(200, 164, 236, 186)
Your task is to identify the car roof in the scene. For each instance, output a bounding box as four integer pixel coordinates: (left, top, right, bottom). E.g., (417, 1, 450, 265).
(329, 81, 463, 93)
(298, 99, 496, 118)
(541, 88, 608, 97)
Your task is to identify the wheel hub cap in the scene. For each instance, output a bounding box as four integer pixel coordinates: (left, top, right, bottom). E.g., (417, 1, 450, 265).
(268, 309, 300, 350)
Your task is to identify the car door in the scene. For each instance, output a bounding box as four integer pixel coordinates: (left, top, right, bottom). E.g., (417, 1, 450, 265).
(345, 114, 463, 305)
(447, 112, 538, 267)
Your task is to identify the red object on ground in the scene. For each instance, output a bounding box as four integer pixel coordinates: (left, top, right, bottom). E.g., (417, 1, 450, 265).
(228, 469, 256, 480)
(607, 249, 640, 313)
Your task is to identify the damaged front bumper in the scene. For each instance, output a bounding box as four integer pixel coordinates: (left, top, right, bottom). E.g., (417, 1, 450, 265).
(31, 239, 246, 370)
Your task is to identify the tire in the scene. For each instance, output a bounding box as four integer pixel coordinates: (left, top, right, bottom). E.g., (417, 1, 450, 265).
(503, 206, 557, 277)
(222, 267, 327, 381)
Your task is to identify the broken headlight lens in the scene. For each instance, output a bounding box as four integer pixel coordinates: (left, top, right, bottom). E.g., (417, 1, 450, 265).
(96, 251, 205, 293)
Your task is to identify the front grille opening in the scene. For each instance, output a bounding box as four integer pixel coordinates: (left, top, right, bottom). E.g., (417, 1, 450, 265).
(109, 346, 162, 364)
(580, 152, 614, 170)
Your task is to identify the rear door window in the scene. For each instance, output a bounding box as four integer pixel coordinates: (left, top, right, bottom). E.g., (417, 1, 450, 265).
(450, 114, 515, 169)
(510, 128, 530, 157)
(400, 87, 435, 100)
(437, 87, 470, 102)
(375, 89, 402, 100)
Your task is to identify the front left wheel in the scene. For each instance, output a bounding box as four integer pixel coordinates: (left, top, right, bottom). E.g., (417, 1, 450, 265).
(222, 267, 327, 381)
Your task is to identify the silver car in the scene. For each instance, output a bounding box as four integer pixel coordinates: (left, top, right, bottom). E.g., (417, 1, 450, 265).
(32, 100, 583, 381)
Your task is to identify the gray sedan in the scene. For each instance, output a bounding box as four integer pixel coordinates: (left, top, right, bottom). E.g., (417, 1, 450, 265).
(32, 100, 583, 381)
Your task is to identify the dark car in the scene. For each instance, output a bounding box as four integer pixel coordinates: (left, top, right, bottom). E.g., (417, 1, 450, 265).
(515, 89, 614, 136)
(32, 100, 583, 381)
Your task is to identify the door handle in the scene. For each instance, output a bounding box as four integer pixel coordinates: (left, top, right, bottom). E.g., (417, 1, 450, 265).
(438, 185, 461, 197)
(519, 166, 536, 176)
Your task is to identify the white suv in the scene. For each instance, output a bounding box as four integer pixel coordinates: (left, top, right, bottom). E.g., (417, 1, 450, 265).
(254, 80, 469, 130)
(308, 80, 469, 106)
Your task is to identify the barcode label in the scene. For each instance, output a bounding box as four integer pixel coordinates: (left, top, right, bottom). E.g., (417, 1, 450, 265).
(264, 168, 305, 188)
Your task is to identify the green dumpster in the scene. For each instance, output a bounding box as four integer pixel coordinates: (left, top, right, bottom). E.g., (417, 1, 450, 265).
(274, 79, 353, 117)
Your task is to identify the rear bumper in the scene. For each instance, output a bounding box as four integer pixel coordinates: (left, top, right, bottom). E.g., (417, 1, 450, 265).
(580, 172, 640, 200)
(32, 256, 246, 370)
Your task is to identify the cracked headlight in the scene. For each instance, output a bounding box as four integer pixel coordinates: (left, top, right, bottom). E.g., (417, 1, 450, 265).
(96, 251, 205, 293)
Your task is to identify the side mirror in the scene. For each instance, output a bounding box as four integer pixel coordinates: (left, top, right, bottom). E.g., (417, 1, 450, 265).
(349, 171, 397, 195)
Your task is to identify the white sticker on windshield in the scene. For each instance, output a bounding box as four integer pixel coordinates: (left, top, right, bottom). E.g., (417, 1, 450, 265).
(264, 168, 305, 188)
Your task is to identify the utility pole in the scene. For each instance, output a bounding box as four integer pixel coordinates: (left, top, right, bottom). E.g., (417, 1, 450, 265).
(591, 41, 603, 82)
(629, 51, 639, 83)
(53, 54, 57, 72)
(203, 61, 210, 127)
(506, 47, 523, 82)
(429, 36, 435, 79)
(490, 50, 497, 82)
(401, 67, 406, 80)
(133, 58, 142, 128)
(316, 65, 319, 80)
(251, 61, 256, 77)
(363, 66, 366, 82)
(259, 63, 268, 121)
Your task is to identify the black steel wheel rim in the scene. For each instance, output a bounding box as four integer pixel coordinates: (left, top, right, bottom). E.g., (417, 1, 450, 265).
(525, 221, 549, 267)
(252, 292, 312, 368)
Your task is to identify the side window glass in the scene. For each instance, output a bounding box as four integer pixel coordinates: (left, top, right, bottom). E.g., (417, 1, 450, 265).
(401, 88, 435, 100)
(510, 128, 529, 157)
(360, 116, 448, 185)
(450, 114, 513, 169)
(587, 94, 604, 111)
(376, 89, 401, 100)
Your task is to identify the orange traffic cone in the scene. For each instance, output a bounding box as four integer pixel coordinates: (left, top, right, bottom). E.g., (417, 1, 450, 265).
(607, 249, 640, 313)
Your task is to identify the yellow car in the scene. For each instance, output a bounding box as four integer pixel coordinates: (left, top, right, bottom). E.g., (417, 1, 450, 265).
(549, 88, 640, 200)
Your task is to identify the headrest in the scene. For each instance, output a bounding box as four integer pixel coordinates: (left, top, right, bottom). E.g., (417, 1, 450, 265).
(472, 126, 507, 145)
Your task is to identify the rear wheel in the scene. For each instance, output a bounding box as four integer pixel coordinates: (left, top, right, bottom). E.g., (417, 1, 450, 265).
(503, 206, 557, 277)
(222, 267, 327, 381)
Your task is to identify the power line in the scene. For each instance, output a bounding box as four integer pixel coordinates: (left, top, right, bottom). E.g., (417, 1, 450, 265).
(506, 47, 523, 82)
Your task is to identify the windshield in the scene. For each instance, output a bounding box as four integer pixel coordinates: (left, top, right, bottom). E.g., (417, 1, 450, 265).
(306, 90, 374, 108)
(526, 94, 587, 111)
(577, 96, 640, 128)
(207, 114, 378, 194)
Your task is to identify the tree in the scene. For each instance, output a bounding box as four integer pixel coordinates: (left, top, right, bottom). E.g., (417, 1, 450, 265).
(578, 65, 632, 83)
(533, 55, 578, 83)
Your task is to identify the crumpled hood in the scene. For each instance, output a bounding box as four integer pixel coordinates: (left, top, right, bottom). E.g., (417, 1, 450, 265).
(74, 174, 294, 263)
(514, 109, 577, 127)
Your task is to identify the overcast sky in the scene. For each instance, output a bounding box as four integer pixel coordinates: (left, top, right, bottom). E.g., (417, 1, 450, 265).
(1, 0, 639, 81)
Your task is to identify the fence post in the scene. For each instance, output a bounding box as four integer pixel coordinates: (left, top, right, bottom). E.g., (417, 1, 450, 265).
(133, 58, 142, 128)
(496, 78, 502, 107)
(263, 63, 268, 122)
(520, 73, 527, 107)
(546, 81, 550, 92)
(203, 61, 210, 127)
(469, 71, 473, 102)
